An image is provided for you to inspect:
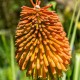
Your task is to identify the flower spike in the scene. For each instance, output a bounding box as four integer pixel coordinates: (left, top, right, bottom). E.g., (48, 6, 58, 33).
(15, 0, 71, 79)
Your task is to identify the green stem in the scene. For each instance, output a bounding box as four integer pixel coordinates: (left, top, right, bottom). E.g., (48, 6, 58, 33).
(10, 35, 16, 80)
(73, 54, 80, 80)
(67, 0, 79, 39)
(70, 8, 80, 51)
(79, 63, 80, 80)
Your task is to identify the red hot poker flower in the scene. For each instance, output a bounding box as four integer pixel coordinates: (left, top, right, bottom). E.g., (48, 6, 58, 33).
(15, 0, 71, 79)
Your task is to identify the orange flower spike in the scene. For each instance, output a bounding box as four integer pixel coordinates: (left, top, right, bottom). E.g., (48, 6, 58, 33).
(15, 0, 71, 79)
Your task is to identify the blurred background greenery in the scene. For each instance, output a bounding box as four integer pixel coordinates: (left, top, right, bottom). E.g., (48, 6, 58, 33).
(0, 0, 80, 80)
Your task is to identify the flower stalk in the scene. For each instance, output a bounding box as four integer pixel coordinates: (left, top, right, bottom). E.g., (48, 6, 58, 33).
(73, 54, 80, 80)
(11, 35, 16, 80)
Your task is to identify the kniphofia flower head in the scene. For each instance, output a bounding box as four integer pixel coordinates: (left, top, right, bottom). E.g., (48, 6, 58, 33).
(15, 0, 71, 79)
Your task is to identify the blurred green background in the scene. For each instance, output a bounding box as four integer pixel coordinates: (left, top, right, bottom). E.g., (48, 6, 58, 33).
(0, 0, 80, 80)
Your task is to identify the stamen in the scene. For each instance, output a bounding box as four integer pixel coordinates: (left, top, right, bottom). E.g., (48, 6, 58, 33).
(41, 4, 52, 9)
(30, 0, 35, 7)
(38, 1, 41, 6)
(36, 0, 39, 5)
